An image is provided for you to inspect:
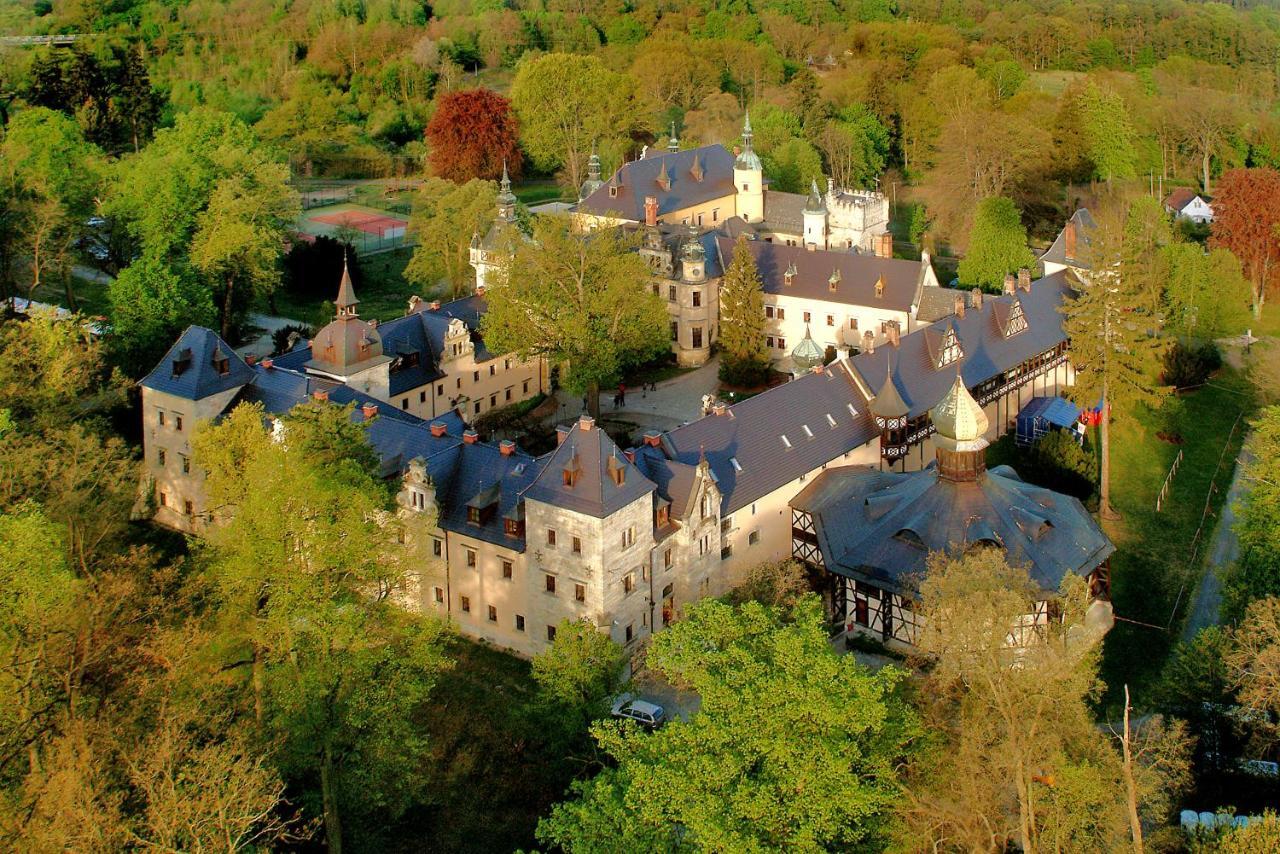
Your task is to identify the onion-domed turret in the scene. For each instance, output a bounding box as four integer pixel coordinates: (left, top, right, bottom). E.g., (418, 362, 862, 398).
(930, 372, 990, 481)
(735, 111, 762, 172)
(791, 325, 825, 374)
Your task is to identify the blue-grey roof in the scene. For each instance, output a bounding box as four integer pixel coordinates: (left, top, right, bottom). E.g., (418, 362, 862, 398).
(1017, 396, 1080, 430)
(435, 442, 539, 550)
(632, 445, 700, 518)
(524, 420, 654, 517)
(1039, 208, 1095, 271)
(790, 462, 1114, 595)
(661, 363, 877, 515)
(577, 145, 737, 222)
(141, 327, 255, 400)
(850, 271, 1072, 420)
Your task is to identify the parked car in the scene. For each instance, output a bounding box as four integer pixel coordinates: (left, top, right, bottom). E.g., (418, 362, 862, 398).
(610, 696, 667, 730)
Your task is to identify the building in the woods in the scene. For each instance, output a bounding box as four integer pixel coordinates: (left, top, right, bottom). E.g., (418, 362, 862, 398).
(1040, 208, 1096, 277)
(143, 209, 1090, 657)
(1162, 188, 1214, 224)
(790, 373, 1113, 649)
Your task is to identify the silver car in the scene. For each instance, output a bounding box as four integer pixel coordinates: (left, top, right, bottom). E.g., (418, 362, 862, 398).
(610, 697, 667, 729)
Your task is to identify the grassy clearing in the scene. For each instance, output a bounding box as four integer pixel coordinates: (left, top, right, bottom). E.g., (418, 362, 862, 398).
(268, 247, 430, 328)
(514, 180, 567, 205)
(27, 274, 111, 317)
(1098, 365, 1256, 711)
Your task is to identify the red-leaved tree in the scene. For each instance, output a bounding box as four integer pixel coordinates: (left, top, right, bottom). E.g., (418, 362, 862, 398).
(425, 88, 522, 183)
(1210, 167, 1280, 318)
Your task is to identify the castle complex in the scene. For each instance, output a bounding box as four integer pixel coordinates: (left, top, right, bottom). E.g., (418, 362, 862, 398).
(142, 206, 1108, 656)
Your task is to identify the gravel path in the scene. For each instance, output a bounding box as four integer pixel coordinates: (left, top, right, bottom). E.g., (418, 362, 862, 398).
(1182, 440, 1254, 641)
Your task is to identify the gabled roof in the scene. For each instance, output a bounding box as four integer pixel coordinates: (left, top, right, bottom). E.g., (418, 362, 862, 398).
(1039, 208, 1096, 271)
(661, 361, 876, 514)
(524, 418, 655, 517)
(915, 285, 966, 323)
(791, 462, 1114, 595)
(1163, 188, 1210, 212)
(577, 145, 736, 222)
(714, 236, 921, 313)
(632, 445, 700, 518)
(849, 272, 1071, 420)
(141, 326, 255, 400)
(435, 442, 539, 550)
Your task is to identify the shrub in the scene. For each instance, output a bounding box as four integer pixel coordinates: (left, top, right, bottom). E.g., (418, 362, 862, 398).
(283, 235, 360, 298)
(1162, 340, 1222, 389)
(271, 323, 313, 356)
(719, 356, 772, 389)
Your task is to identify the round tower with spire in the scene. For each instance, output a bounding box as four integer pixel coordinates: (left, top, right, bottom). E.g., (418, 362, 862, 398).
(579, 145, 604, 201)
(870, 360, 910, 465)
(496, 161, 517, 224)
(929, 372, 990, 481)
(306, 258, 391, 396)
(680, 222, 706, 284)
(803, 178, 828, 249)
(733, 111, 765, 223)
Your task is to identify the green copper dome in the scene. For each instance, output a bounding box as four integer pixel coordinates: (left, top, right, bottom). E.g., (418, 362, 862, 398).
(791, 325, 825, 372)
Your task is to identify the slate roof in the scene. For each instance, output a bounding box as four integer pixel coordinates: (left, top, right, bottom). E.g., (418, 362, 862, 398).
(577, 145, 736, 222)
(524, 419, 655, 517)
(714, 236, 924, 313)
(434, 442, 540, 550)
(1039, 209, 1095, 271)
(141, 327, 256, 400)
(759, 190, 808, 234)
(791, 462, 1114, 595)
(915, 285, 966, 323)
(625, 223, 726, 279)
(632, 445, 701, 518)
(848, 271, 1072, 420)
(661, 361, 877, 514)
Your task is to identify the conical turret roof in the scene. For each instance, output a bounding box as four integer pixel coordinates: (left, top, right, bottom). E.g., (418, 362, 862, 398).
(791, 325, 825, 372)
(870, 361, 909, 420)
(805, 179, 826, 213)
(335, 256, 359, 314)
(735, 111, 762, 171)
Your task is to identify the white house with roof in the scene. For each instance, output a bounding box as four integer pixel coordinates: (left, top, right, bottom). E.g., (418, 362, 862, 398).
(1163, 188, 1214, 224)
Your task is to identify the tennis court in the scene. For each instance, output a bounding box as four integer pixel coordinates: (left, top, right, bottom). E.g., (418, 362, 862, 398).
(296, 202, 411, 253)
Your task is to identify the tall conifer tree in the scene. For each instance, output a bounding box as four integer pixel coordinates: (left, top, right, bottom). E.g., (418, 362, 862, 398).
(717, 236, 771, 386)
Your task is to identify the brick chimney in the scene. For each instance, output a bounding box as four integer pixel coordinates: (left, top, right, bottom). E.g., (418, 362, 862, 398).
(886, 321, 900, 347)
(1018, 267, 1032, 291)
(361, 402, 378, 420)
(623, 448, 636, 464)
(874, 231, 893, 259)
(429, 420, 447, 438)
(644, 196, 658, 227)
(1064, 221, 1077, 260)
(954, 295, 966, 319)
(711, 401, 727, 416)
(245, 355, 258, 366)
(261, 358, 274, 370)
(499, 439, 516, 456)
(579, 414, 595, 431)
(862, 329, 875, 354)
(463, 429, 479, 444)
(970, 287, 984, 310)
(1003, 273, 1016, 294)
(643, 429, 662, 447)
(407, 295, 421, 314)
(312, 390, 329, 402)
(429, 299, 441, 311)
(475, 284, 486, 298)
(556, 424, 571, 445)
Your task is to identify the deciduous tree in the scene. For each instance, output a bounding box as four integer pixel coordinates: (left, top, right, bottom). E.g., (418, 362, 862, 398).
(1076, 81, 1138, 183)
(1223, 408, 1280, 621)
(425, 88, 522, 183)
(1210, 167, 1280, 318)
(957, 196, 1034, 291)
(405, 177, 496, 299)
(482, 218, 666, 418)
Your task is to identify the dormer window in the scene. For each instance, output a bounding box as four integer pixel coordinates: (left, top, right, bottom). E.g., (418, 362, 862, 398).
(213, 355, 229, 376)
(874, 276, 885, 299)
(562, 454, 582, 488)
(607, 455, 625, 486)
(936, 327, 963, 369)
(828, 269, 841, 292)
(784, 263, 797, 286)
(1004, 300, 1029, 337)
(609, 185, 619, 198)
(171, 348, 192, 377)
(656, 505, 670, 527)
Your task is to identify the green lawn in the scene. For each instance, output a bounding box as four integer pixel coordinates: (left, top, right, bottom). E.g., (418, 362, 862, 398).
(514, 180, 567, 205)
(27, 274, 111, 318)
(1098, 365, 1257, 711)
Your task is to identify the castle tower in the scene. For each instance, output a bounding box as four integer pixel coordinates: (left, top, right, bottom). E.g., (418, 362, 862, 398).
(496, 161, 517, 224)
(579, 145, 604, 201)
(667, 122, 680, 153)
(680, 223, 706, 284)
(803, 179, 827, 249)
(733, 112, 764, 224)
(929, 372, 989, 481)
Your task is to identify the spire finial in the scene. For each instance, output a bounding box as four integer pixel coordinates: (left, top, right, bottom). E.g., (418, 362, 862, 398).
(501, 160, 511, 190)
(744, 109, 752, 135)
(335, 252, 358, 317)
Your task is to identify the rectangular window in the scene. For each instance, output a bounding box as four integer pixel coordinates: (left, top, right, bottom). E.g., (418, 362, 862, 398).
(697, 213, 703, 226)
(827, 315, 835, 326)
(692, 291, 701, 307)
(466, 549, 476, 568)
(473, 371, 480, 382)
(489, 365, 496, 376)
(490, 394, 497, 407)
(438, 384, 445, 396)
(777, 338, 786, 350)
(622, 527, 634, 549)
(175, 415, 183, 431)
(158, 490, 167, 507)
(668, 285, 677, 302)
(461, 596, 471, 613)
(505, 358, 511, 370)
(670, 321, 679, 342)
(516, 614, 525, 632)
(547, 529, 557, 546)
(721, 545, 733, 560)
(488, 605, 497, 622)
(183, 499, 194, 517)
(158, 449, 166, 466)
(158, 410, 166, 426)
(625, 624, 634, 643)
(505, 388, 512, 401)
(474, 401, 481, 415)
(432, 538, 442, 557)
(766, 336, 775, 348)
(433, 586, 444, 604)
(457, 378, 462, 390)
(664, 548, 673, 568)
(575, 583, 586, 602)
(545, 574, 556, 594)
(572, 536, 581, 554)
(803, 311, 811, 323)
(712, 208, 719, 222)
(523, 380, 530, 394)
(502, 560, 513, 579)
(692, 327, 703, 348)
(765, 305, 774, 319)
(420, 391, 427, 403)
(776, 308, 785, 320)
(181, 455, 190, 474)
(547, 625, 557, 641)
(623, 572, 635, 594)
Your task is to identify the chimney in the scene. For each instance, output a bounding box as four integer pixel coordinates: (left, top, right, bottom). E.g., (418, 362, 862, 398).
(499, 439, 516, 456)
(806, 242, 816, 252)
(245, 355, 258, 366)
(712, 401, 727, 416)
(463, 429, 479, 444)
(623, 448, 636, 464)
(579, 414, 595, 431)
(971, 287, 984, 310)
(261, 358, 274, 370)
(556, 424, 571, 445)
(643, 429, 662, 447)
(368, 318, 379, 329)
(1018, 267, 1032, 292)
(312, 390, 329, 402)
(1064, 221, 1077, 260)
(886, 321, 900, 347)
(429, 420, 447, 438)
(862, 330, 875, 354)
(361, 402, 378, 420)
(874, 231, 893, 259)
(429, 299, 441, 311)
(644, 196, 658, 227)
(1003, 273, 1016, 295)
(954, 295, 966, 319)
(407, 295, 421, 314)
